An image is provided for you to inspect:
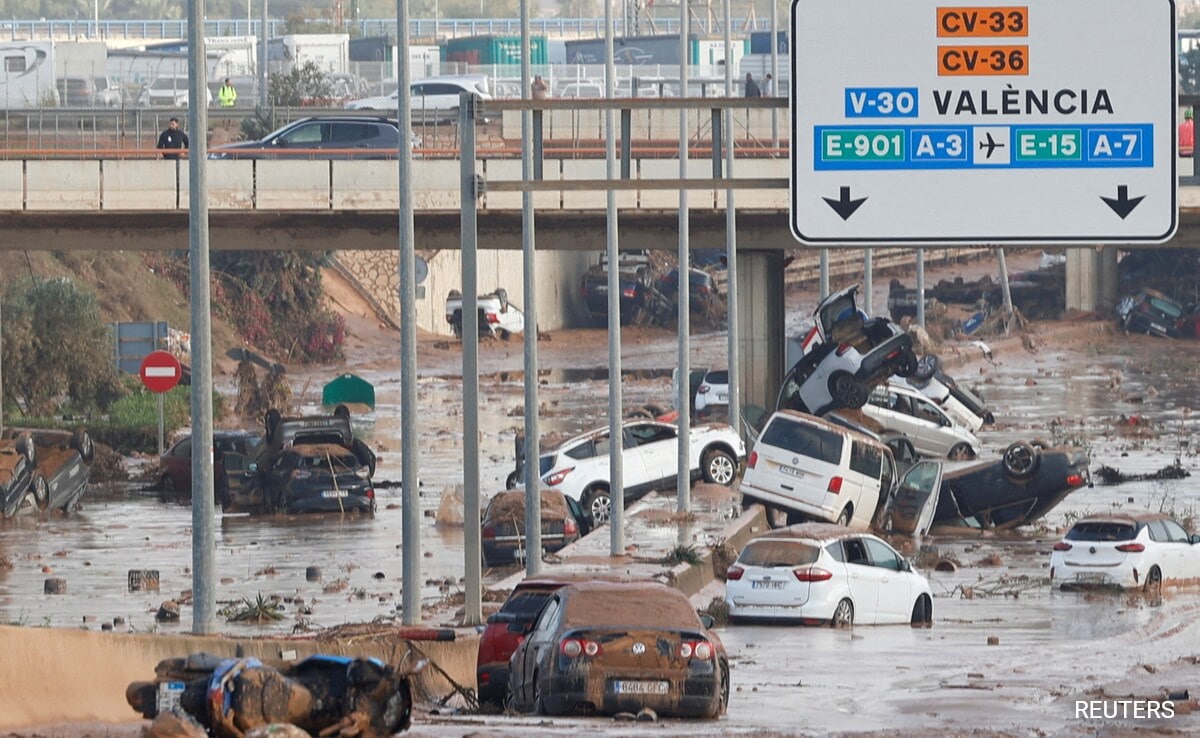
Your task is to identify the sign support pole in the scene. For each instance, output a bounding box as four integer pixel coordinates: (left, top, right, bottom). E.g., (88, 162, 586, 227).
(157, 393, 164, 457)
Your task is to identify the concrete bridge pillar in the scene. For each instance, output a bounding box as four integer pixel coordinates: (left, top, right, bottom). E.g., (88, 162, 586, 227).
(736, 250, 787, 417)
(1065, 247, 1118, 313)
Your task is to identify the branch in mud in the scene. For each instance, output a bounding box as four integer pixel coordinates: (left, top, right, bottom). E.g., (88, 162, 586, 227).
(952, 574, 1048, 599)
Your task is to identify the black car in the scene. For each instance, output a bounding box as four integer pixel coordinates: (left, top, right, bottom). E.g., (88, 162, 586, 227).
(656, 267, 722, 316)
(480, 489, 592, 567)
(1115, 288, 1186, 338)
(222, 409, 376, 515)
(208, 116, 417, 160)
(581, 266, 658, 326)
(934, 441, 1092, 529)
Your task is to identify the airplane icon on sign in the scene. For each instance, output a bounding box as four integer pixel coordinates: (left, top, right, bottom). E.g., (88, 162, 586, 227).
(978, 131, 1006, 159)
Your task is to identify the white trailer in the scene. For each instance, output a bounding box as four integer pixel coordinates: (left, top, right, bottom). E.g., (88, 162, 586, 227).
(0, 41, 57, 108)
(268, 34, 350, 76)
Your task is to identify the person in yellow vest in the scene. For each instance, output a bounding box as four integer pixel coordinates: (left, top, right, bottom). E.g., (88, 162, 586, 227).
(218, 78, 237, 107)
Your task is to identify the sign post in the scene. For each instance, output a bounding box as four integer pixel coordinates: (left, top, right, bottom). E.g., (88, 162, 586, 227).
(139, 350, 183, 456)
(790, 0, 1177, 246)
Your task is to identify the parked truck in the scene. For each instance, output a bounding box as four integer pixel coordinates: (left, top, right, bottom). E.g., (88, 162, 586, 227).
(268, 33, 350, 76)
(0, 41, 57, 108)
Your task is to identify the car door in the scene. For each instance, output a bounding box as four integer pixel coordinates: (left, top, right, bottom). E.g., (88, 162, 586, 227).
(840, 537, 882, 624)
(220, 450, 264, 508)
(624, 422, 676, 491)
(910, 395, 955, 457)
(887, 460, 944, 537)
(515, 595, 562, 707)
(1161, 519, 1197, 578)
(863, 537, 912, 623)
(273, 120, 326, 157)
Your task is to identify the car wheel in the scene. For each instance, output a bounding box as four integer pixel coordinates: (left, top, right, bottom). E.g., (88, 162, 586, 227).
(505, 470, 521, 490)
(894, 352, 917, 378)
(1030, 437, 1052, 451)
(1144, 566, 1162, 595)
(910, 594, 933, 627)
(160, 474, 176, 494)
(1002, 440, 1040, 479)
(702, 447, 737, 486)
(836, 506, 853, 527)
(498, 329, 511, 341)
(334, 404, 351, 420)
(913, 354, 940, 382)
(947, 442, 976, 461)
(829, 371, 869, 409)
(71, 429, 95, 465)
(532, 676, 545, 716)
(583, 487, 611, 526)
(30, 475, 49, 510)
(831, 598, 854, 628)
(16, 432, 36, 467)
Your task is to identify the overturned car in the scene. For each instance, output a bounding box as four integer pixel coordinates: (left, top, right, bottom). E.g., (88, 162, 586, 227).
(781, 285, 918, 416)
(1, 428, 94, 518)
(222, 409, 377, 515)
(126, 652, 421, 738)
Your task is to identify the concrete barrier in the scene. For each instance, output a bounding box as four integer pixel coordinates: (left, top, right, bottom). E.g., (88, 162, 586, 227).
(101, 161, 178, 210)
(0, 161, 22, 210)
(0, 623, 477, 729)
(667, 505, 767, 597)
(200, 160, 256, 209)
(255, 160, 331, 210)
(331, 160, 400, 210)
(25, 160, 100, 210)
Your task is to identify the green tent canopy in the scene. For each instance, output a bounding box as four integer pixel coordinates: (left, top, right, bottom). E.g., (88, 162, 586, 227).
(322, 373, 375, 411)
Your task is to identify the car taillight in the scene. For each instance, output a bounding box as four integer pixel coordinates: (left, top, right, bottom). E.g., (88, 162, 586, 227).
(747, 451, 758, 469)
(482, 523, 495, 539)
(1053, 542, 1072, 551)
(885, 349, 901, 360)
(622, 287, 635, 297)
(564, 518, 578, 535)
(544, 467, 574, 486)
(1116, 543, 1145, 553)
(726, 565, 744, 580)
(366, 488, 374, 501)
(1066, 474, 1084, 486)
(827, 476, 843, 494)
(678, 640, 713, 660)
(836, 343, 852, 356)
(485, 312, 499, 324)
(698, 385, 710, 394)
(560, 638, 601, 658)
(793, 567, 833, 582)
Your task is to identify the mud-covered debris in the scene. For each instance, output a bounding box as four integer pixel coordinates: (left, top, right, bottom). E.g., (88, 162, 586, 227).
(934, 559, 959, 573)
(156, 600, 180, 621)
(1095, 462, 1190, 485)
(976, 553, 1004, 567)
(305, 566, 321, 582)
(43, 577, 66, 594)
(245, 725, 313, 738)
(987, 636, 1000, 646)
(143, 710, 208, 738)
(636, 707, 658, 722)
(701, 597, 730, 626)
(613, 712, 637, 721)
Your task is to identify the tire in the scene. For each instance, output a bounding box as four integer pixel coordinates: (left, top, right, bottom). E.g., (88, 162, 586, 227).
(505, 470, 521, 490)
(334, 404, 351, 420)
(836, 506, 853, 527)
(160, 474, 176, 494)
(352, 438, 376, 478)
(498, 329, 511, 341)
(30, 475, 49, 510)
(894, 352, 917, 378)
(911, 594, 933, 626)
(1030, 437, 1052, 451)
(829, 371, 869, 409)
(495, 288, 509, 311)
(947, 442, 976, 461)
(1002, 440, 1040, 479)
(1144, 566, 1162, 595)
(71, 429, 95, 465)
(626, 407, 654, 420)
(702, 447, 737, 486)
(583, 487, 612, 526)
(913, 354, 940, 382)
(16, 432, 35, 467)
(831, 598, 854, 628)
(532, 676, 545, 716)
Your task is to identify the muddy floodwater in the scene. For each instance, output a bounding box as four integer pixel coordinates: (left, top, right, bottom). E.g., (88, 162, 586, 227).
(3, 319, 1200, 735)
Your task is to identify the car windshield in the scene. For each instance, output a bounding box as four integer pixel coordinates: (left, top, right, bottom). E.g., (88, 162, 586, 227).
(1065, 521, 1138, 541)
(738, 539, 819, 567)
(151, 78, 187, 90)
(500, 589, 556, 622)
(1148, 297, 1183, 318)
(759, 417, 843, 464)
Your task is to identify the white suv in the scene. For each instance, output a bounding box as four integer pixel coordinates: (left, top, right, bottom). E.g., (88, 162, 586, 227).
(139, 75, 213, 107)
(740, 410, 897, 529)
(861, 380, 980, 460)
(1049, 512, 1200, 592)
(345, 75, 492, 120)
(536, 419, 744, 524)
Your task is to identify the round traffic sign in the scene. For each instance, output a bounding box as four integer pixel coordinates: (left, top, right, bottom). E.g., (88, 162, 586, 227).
(139, 350, 183, 393)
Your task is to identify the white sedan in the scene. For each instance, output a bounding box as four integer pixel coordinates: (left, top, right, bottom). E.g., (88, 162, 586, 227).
(1050, 512, 1200, 592)
(537, 419, 745, 524)
(726, 524, 933, 626)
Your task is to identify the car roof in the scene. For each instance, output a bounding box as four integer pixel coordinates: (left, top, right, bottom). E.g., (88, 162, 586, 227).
(1072, 511, 1170, 525)
(750, 522, 868, 544)
(767, 409, 885, 448)
(293, 115, 398, 125)
(547, 419, 676, 452)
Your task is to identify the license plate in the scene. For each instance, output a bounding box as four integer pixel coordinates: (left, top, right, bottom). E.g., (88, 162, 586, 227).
(513, 547, 526, 561)
(156, 682, 185, 714)
(717, 392, 728, 402)
(1075, 573, 1108, 584)
(321, 490, 348, 498)
(779, 464, 806, 478)
(752, 580, 785, 590)
(613, 680, 669, 695)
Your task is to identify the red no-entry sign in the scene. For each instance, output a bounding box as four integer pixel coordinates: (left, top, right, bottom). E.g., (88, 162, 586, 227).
(139, 350, 182, 393)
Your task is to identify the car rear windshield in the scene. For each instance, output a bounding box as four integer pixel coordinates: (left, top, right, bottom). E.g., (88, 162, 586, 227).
(706, 370, 728, 384)
(1149, 297, 1183, 319)
(564, 588, 700, 628)
(500, 589, 555, 621)
(738, 540, 819, 567)
(1065, 522, 1138, 541)
(759, 417, 843, 464)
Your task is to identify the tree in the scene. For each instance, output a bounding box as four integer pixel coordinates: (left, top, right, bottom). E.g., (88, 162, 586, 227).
(268, 61, 335, 107)
(1, 277, 125, 416)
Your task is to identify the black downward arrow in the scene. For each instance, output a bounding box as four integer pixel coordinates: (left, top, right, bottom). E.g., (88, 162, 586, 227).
(1100, 185, 1145, 219)
(823, 186, 867, 221)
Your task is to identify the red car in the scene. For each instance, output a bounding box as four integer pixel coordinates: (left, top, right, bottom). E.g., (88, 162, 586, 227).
(476, 574, 643, 707)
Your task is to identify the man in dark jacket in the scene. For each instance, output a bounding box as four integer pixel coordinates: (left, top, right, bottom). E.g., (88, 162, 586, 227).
(744, 72, 762, 98)
(157, 117, 189, 159)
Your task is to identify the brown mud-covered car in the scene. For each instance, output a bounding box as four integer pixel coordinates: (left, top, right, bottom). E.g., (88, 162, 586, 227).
(508, 581, 729, 719)
(0, 428, 93, 518)
(0, 431, 38, 518)
(481, 489, 591, 567)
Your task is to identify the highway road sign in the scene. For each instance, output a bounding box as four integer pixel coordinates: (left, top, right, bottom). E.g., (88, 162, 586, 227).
(139, 350, 182, 394)
(790, 0, 1178, 246)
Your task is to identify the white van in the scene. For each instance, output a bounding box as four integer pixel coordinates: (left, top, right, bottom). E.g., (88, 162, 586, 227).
(138, 75, 213, 107)
(740, 410, 896, 530)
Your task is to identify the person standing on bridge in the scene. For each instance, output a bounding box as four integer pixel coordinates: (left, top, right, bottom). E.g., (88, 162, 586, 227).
(744, 72, 761, 98)
(156, 117, 189, 160)
(218, 78, 238, 108)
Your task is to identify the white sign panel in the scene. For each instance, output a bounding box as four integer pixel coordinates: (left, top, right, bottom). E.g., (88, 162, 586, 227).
(790, 0, 1177, 246)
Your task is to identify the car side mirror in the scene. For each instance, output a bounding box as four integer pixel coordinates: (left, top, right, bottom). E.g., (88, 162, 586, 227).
(698, 613, 716, 629)
(1191, 533, 1200, 545)
(900, 559, 913, 572)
